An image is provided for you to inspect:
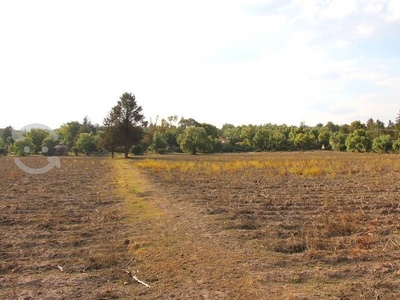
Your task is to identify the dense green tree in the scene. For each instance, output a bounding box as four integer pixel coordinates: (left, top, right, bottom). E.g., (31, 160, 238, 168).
(11, 137, 35, 156)
(75, 133, 100, 155)
(153, 116, 180, 151)
(240, 125, 256, 149)
(268, 130, 287, 151)
(349, 120, 366, 132)
(339, 124, 350, 135)
(25, 128, 53, 153)
(252, 127, 270, 150)
(323, 121, 340, 132)
(0, 139, 7, 155)
(372, 135, 392, 153)
(221, 124, 242, 146)
(293, 132, 314, 150)
(345, 129, 371, 152)
(393, 138, 400, 152)
(58, 121, 81, 148)
(41, 136, 58, 156)
(177, 127, 209, 155)
(178, 117, 200, 129)
(330, 132, 346, 151)
(151, 131, 168, 153)
(318, 130, 331, 149)
(366, 118, 385, 140)
(2, 126, 13, 144)
(103, 92, 147, 158)
(200, 123, 220, 139)
(100, 122, 121, 158)
(308, 129, 319, 149)
(78, 116, 98, 135)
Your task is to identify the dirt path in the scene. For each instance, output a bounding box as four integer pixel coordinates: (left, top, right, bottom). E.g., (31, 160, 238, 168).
(113, 159, 261, 299)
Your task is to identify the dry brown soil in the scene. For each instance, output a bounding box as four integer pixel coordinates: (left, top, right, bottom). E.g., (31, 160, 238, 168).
(2, 152, 400, 299)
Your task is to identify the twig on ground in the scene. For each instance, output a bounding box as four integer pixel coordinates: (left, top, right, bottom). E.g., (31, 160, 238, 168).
(125, 256, 135, 266)
(125, 270, 150, 288)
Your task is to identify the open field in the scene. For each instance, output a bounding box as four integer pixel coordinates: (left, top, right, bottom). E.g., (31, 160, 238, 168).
(2, 152, 400, 299)
(0, 157, 136, 299)
(132, 152, 400, 299)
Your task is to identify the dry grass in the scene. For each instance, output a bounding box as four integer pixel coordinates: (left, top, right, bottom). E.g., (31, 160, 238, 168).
(132, 151, 400, 299)
(3, 152, 400, 299)
(0, 156, 138, 299)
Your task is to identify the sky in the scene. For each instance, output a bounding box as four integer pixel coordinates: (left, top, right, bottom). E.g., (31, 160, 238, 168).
(1, 0, 400, 130)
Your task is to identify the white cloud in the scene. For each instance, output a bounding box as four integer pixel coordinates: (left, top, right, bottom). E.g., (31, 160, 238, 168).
(312, 92, 395, 125)
(377, 77, 400, 88)
(363, 0, 385, 15)
(386, 0, 400, 21)
(319, 0, 358, 19)
(335, 39, 350, 49)
(290, 0, 321, 22)
(355, 24, 375, 37)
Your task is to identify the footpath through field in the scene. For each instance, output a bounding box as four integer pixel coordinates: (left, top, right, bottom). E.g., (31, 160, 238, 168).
(112, 159, 262, 299)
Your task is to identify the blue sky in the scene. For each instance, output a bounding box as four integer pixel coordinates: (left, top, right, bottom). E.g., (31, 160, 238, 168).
(1, 0, 400, 130)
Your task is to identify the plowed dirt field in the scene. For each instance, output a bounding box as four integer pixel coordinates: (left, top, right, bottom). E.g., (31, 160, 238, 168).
(2, 152, 400, 299)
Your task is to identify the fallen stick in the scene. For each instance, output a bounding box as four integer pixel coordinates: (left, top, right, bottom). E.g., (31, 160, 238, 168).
(125, 270, 150, 288)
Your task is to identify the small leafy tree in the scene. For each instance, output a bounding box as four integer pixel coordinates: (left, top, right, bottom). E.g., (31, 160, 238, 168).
(25, 128, 52, 153)
(58, 121, 82, 148)
(41, 136, 58, 156)
(268, 130, 287, 151)
(11, 137, 35, 156)
(330, 132, 346, 151)
(293, 132, 314, 150)
(75, 133, 99, 155)
(345, 129, 371, 152)
(372, 135, 392, 153)
(240, 125, 256, 148)
(392, 138, 400, 153)
(318, 130, 331, 149)
(177, 127, 209, 155)
(151, 131, 168, 153)
(252, 127, 270, 150)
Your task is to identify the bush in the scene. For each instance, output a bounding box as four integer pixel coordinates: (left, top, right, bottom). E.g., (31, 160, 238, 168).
(156, 148, 167, 154)
(372, 135, 392, 153)
(11, 138, 35, 156)
(131, 145, 144, 155)
(0, 147, 7, 155)
(72, 147, 79, 156)
(221, 142, 234, 153)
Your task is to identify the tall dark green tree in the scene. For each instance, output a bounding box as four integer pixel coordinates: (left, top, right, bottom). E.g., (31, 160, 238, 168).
(2, 126, 13, 144)
(103, 92, 147, 158)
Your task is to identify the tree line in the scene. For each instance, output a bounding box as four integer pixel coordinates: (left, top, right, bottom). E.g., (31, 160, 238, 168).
(1, 92, 400, 157)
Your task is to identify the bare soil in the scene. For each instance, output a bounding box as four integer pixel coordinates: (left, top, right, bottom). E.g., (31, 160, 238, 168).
(2, 152, 400, 299)
(129, 152, 400, 299)
(0, 157, 134, 299)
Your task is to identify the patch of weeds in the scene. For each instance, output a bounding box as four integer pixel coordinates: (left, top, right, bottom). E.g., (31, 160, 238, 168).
(273, 237, 307, 254)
